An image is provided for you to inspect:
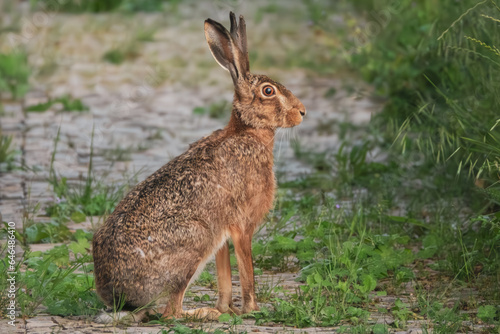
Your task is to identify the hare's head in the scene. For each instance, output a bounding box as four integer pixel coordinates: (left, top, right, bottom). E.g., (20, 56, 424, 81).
(205, 12, 305, 129)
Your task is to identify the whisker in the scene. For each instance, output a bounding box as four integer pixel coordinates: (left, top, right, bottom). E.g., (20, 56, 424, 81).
(276, 128, 285, 163)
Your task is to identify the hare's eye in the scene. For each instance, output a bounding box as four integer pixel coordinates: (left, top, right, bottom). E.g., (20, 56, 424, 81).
(262, 85, 275, 97)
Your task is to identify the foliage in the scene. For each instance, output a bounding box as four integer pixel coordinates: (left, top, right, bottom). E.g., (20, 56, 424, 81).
(29, 0, 171, 13)
(22, 128, 130, 245)
(2, 235, 105, 317)
(102, 47, 139, 65)
(253, 197, 416, 327)
(0, 239, 23, 314)
(0, 132, 18, 171)
(48, 128, 128, 216)
(195, 270, 216, 288)
(25, 95, 89, 112)
(158, 324, 226, 334)
(0, 52, 29, 99)
(477, 305, 498, 323)
(193, 100, 232, 120)
(347, 0, 500, 215)
(45, 175, 126, 219)
(101, 28, 156, 64)
(22, 218, 72, 244)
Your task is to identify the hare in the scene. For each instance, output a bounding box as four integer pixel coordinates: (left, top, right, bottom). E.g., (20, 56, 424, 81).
(92, 12, 305, 321)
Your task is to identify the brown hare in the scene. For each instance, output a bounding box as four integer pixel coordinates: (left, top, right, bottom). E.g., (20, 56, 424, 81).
(92, 12, 305, 322)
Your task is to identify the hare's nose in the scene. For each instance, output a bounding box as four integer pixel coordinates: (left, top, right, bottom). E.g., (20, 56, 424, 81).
(296, 100, 306, 117)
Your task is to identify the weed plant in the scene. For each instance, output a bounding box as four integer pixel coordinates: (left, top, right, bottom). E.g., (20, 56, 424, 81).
(22, 128, 131, 245)
(347, 0, 500, 211)
(29, 0, 170, 13)
(193, 100, 232, 120)
(351, 0, 500, 291)
(19, 238, 103, 316)
(102, 46, 139, 65)
(0, 52, 29, 99)
(26, 95, 89, 112)
(59, 137, 125, 212)
(0, 132, 18, 171)
(0, 225, 103, 317)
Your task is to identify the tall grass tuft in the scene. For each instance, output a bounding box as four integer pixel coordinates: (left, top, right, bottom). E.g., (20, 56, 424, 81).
(344, 0, 500, 284)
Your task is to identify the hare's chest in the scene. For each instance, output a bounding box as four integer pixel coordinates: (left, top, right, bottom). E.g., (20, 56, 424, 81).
(242, 164, 276, 226)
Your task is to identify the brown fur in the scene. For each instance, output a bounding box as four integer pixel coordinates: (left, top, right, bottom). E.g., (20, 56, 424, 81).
(92, 12, 305, 320)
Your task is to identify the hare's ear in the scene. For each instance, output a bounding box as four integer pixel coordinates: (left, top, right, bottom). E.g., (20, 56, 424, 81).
(229, 12, 250, 76)
(205, 12, 249, 82)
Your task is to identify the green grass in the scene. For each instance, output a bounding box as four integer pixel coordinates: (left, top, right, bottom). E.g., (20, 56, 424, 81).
(29, 0, 170, 13)
(346, 0, 500, 196)
(193, 100, 232, 120)
(102, 40, 143, 65)
(103, 145, 133, 162)
(25, 95, 89, 112)
(0, 228, 103, 318)
(195, 271, 216, 288)
(0, 52, 29, 99)
(49, 138, 129, 214)
(103, 48, 132, 65)
(0, 132, 18, 171)
(16, 128, 132, 246)
(250, 136, 500, 330)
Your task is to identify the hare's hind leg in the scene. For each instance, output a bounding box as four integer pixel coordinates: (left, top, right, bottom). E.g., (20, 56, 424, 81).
(161, 290, 185, 319)
(176, 243, 237, 320)
(161, 255, 222, 321)
(182, 307, 221, 320)
(161, 292, 220, 320)
(215, 242, 241, 315)
(229, 225, 260, 314)
(161, 278, 222, 321)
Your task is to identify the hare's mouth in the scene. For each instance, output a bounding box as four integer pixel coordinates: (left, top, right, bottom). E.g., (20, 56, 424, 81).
(283, 110, 304, 128)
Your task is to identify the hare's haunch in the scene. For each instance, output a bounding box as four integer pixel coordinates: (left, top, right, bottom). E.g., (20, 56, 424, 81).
(93, 12, 305, 321)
